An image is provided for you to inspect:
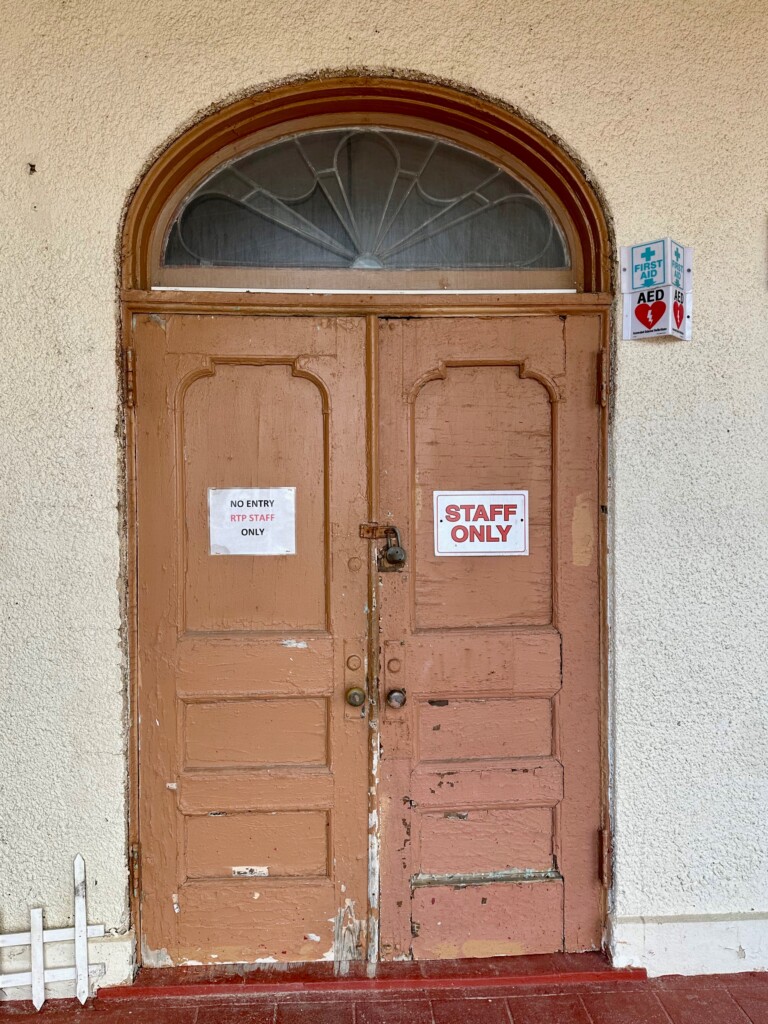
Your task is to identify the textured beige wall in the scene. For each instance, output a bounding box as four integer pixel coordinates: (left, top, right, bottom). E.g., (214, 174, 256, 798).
(0, 0, 766, 981)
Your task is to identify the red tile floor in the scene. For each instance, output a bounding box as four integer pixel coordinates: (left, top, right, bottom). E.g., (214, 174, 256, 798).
(1, 955, 767, 1023)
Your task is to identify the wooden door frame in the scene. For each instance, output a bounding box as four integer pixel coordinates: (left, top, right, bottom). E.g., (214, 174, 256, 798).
(120, 75, 613, 966)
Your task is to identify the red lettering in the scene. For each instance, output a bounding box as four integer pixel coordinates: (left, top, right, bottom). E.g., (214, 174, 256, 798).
(503, 504, 517, 519)
(469, 525, 483, 541)
(472, 505, 489, 522)
(489, 504, 503, 521)
(445, 504, 460, 523)
(498, 525, 512, 541)
(451, 525, 469, 542)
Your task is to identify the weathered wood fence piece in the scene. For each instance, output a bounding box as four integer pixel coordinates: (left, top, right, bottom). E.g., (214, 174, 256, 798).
(0, 855, 106, 1009)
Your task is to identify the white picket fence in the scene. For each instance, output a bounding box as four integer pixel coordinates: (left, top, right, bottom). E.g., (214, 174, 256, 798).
(0, 855, 106, 1009)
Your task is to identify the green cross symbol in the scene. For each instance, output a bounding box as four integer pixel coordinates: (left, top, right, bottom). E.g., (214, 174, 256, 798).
(641, 246, 656, 262)
(674, 247, 681, 261)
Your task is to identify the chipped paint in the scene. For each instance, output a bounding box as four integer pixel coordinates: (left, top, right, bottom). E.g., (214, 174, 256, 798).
(140, 937, 173, 968)
(333, 899, 362, 975)
(232, 865, 269, 877)
(280, 639, 308, 649)
(412, 867, 562, 888)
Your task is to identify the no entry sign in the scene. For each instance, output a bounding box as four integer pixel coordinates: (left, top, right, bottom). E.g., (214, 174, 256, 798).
(434, 491, 529, 556)
(209, 487, 296, 555)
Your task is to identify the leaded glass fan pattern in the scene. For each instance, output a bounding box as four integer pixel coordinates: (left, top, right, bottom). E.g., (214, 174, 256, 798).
(164, 128, 569, 271)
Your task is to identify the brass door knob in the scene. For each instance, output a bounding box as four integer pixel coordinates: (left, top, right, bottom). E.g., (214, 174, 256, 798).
(345, 687, 366, 707)
(386, 689, 407, 709)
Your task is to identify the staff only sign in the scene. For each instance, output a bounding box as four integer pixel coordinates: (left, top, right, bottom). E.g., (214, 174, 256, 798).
(434, 491, 529, 556)
(209, 487, 296, 555)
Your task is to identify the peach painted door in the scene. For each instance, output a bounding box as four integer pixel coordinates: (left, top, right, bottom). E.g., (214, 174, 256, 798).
(376, 316, 603, 959)
(133, 314, 369, 965)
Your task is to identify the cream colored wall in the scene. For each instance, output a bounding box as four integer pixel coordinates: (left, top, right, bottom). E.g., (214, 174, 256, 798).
(0, 0, 766, 985)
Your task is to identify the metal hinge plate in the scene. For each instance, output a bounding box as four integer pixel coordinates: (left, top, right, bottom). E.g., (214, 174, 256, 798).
(597, 349, 609, 408)
(598, 827, 612, 889)
(129, 843, 141, 901)
(124, 348, 136, 408)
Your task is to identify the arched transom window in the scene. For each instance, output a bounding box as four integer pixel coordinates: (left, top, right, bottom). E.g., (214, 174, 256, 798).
(158, 127, 573, 291)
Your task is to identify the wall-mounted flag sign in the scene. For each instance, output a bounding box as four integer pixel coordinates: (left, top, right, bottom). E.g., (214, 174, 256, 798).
(621, 239, 692, 292)
(620, 238, 693, 340)
(623, 286, 693, 341)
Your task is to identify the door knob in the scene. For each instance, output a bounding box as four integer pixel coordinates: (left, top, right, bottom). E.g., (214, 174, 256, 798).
(345, 687, 366, 707)
(386, 689, 407, 709)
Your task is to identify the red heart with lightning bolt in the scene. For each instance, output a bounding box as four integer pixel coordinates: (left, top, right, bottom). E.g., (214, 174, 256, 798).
(635, 300, 666, 329)
(673, 301, 684, 329)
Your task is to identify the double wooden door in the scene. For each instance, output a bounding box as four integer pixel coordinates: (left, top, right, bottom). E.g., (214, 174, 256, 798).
(132, 311, 603, 966)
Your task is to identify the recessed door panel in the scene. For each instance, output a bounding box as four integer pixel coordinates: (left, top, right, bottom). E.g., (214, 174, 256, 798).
(183, 363, 327, 633)
(414, 365, 552, 629)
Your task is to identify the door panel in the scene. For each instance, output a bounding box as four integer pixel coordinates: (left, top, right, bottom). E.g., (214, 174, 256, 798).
(134, 314, 369, 964)
(413, 364, 552, 628)
(377, 316, 602, 959)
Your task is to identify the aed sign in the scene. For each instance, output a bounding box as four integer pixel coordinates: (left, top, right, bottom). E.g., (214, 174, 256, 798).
(208, 487, 296, 555)
(434, 491, 529, 557)
(623, 286, 692, 341)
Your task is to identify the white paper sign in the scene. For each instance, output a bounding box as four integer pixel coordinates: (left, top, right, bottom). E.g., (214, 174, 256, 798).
(208, 487, 296, 556)
(434, 491, 529, 557)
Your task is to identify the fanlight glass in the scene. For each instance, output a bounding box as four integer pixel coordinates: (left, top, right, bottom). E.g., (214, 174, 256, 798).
(164, 128, 569, 271)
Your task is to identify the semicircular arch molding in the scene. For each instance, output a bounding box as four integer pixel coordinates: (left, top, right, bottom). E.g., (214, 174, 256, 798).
(122, 77, 611, 294)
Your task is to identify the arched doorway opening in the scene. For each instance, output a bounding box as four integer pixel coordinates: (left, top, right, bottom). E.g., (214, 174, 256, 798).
(122, 76, 611, 967)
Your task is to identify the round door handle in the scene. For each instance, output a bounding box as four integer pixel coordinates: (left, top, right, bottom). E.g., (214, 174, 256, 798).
(345, 687, 366, 707)
(386, 689, 407, 709)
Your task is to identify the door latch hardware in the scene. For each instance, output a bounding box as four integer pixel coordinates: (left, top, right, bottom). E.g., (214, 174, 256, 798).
(345, 687, 366, 707)
(359, 522, 393, 539)
(382, 527, 407, 568)
(386, 689, 407, 709)
(359, 523, 407, 571)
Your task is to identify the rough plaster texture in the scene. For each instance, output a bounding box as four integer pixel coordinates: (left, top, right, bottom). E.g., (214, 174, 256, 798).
(0, 0, 766, 984)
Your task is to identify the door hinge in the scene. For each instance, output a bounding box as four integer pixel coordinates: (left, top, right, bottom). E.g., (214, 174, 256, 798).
(129, 842, 141, 901)
(598, 827, 612, 889)
(124, 348, 136, 408)
(597, 349, 608, 408)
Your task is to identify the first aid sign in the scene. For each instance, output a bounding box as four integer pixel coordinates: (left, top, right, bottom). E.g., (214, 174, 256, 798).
(434, 491, 528, 557)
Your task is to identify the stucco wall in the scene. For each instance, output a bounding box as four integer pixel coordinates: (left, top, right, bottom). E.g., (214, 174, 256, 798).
(0, 0, 766, 985)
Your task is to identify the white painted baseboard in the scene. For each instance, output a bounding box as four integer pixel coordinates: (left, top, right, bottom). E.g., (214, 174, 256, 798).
(609, 913, 768, 976)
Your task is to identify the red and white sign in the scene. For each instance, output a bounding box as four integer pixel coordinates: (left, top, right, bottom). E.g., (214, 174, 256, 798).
(433, 491, 529, 557)
(622, 285, 692, 340)
(209, 487, 296, 555)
